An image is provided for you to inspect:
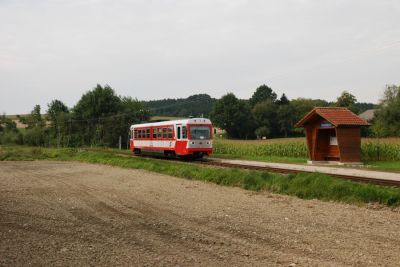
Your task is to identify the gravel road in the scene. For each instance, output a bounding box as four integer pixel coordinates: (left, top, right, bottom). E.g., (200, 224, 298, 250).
(1, 161, 400, 266)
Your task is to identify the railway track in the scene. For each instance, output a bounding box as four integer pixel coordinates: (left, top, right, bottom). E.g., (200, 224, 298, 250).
(86, 148, 400, 187)
(195, 159, 400, 187)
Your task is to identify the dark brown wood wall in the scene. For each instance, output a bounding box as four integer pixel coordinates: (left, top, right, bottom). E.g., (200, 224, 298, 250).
(336, 127, 362, 162)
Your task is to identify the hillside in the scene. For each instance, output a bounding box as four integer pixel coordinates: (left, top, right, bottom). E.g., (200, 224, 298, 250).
(143, 94, 216, 117)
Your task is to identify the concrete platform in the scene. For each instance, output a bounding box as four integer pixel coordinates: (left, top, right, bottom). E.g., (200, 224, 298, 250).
(211, 158, 400, 182)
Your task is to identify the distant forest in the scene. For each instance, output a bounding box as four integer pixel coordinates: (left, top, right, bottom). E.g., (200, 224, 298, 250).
(144, 92, 375, 119)
(143, 94, 217, 117)
(143, 86, 378, 139)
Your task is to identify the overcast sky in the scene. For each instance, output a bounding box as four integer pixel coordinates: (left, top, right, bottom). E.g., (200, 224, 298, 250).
(1, 0, 400, 114)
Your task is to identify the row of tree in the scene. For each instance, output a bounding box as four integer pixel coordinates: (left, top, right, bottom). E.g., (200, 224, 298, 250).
(1, 83, 399, 147)
(2, 84, 149, 147)
(210, 85, 377, 139)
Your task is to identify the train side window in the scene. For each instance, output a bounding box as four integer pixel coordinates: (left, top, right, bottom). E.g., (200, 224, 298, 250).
(139, 130, 142, 139)
(152, 128, 156, 139)
(162, 128, 167, 138)
(157, 128, 162, 138)
(177, 126, 181, 139)
(146, 128, 150, 139)
(182, 126, 187, 139)
(167, 127, 173, 138)
(134, 130, 137, 139)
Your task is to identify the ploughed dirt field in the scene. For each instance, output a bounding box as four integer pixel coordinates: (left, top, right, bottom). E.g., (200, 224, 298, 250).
(1, 162, 400, 266)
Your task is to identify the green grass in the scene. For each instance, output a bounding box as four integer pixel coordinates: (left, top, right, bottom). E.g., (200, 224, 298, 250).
(364, 161, 400, 172)
(2, 145, 400, 207)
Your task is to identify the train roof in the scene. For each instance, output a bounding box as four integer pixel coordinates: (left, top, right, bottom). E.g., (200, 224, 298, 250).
(130, 118, 212, 129)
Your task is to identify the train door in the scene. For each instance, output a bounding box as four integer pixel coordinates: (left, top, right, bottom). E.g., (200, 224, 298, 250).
(175, 124, 187, 155)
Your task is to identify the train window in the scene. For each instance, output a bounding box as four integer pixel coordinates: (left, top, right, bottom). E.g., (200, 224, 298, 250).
(139, 130, 142, 139)
(152, 128, 156, 139)
(146, 128, 150, 138)
(189, 126, 210, 140)
(182, 126, 187, 139)
(167, 127, 173, 138)
(177, 126, 181, 139)
(134, 130, 138, 139)
(162, 128, 167, 138)
(157, 128, 162, 138)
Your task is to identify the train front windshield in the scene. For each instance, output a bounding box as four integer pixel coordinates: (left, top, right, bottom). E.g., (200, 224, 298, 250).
(189, 126, 211, 140)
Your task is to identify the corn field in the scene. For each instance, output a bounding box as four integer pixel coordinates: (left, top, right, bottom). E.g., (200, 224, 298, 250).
(213, 138, 400, 161)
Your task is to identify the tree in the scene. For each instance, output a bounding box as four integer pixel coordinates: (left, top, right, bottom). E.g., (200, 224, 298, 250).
(336, 91, 358, 112)
(210, 93, 255, 139)
(47, 100, 69, 144)
(277, 93, 289, 105)
(20, 105, 45, 129)
(277, 104, 295, 137)
(255, 126, 270, 139)
(0, 114, 20, 145)
(47, 100, 69, 125)
(372, 85, 400, 137)
(108, 96, 149, 148)
(73, 84, 122, 146)
(19, 105, 48, 146)
(252, 100, 279, 138)
(0, 114, 17, 132)
(70, 84, 148, 147)
(249, 85, 277, 107)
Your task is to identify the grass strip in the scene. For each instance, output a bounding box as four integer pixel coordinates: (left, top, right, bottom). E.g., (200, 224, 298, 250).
(1, 145, 400, 207)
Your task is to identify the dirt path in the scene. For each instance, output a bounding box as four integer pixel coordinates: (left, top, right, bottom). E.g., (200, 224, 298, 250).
(1, 161, 400, 266)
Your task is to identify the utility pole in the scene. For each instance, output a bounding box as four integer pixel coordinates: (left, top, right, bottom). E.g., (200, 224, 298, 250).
(119, 136, 122, 150)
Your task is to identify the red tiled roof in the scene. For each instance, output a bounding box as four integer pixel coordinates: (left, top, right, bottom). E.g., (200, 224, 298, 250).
(295, 107, 370, 127)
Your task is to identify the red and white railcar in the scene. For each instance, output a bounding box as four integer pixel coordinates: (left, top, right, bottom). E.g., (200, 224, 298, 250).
(129, 118, 213, 158)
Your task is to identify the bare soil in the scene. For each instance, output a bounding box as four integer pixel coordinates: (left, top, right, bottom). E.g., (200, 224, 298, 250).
(1, 161, 400, 266)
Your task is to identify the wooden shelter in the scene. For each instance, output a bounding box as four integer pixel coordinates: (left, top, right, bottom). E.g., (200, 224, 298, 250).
(295, 107, 369, 163)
